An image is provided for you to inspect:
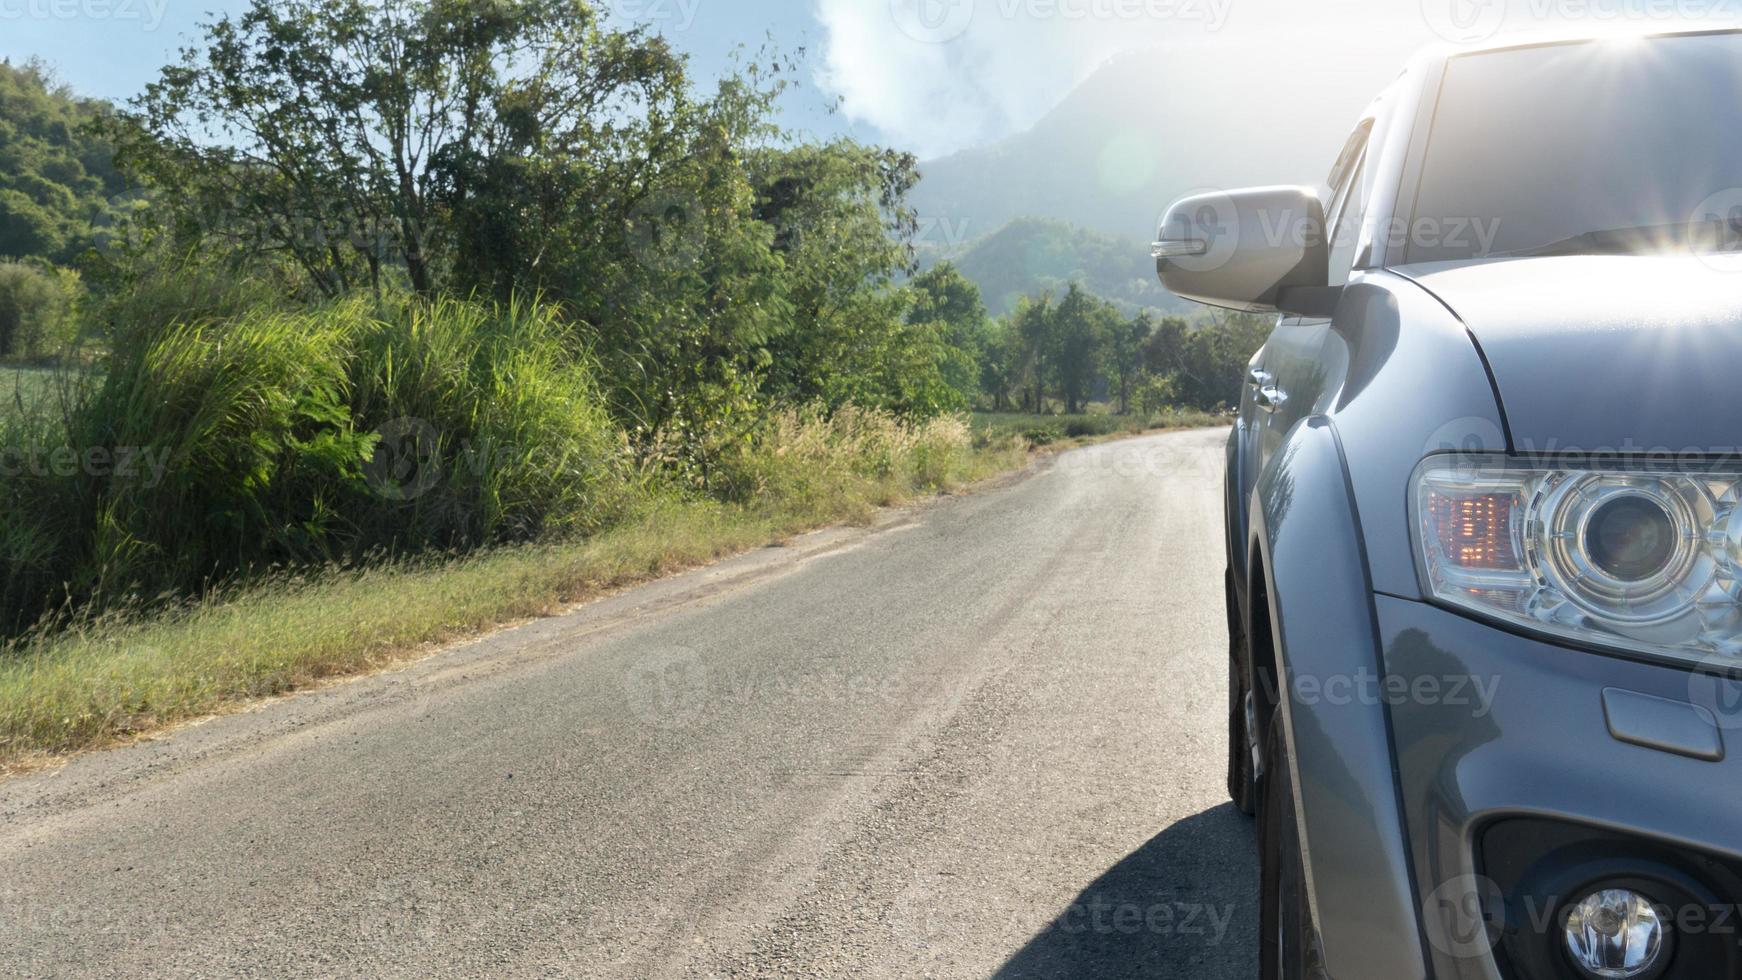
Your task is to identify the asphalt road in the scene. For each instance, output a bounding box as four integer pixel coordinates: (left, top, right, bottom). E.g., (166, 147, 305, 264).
(0, 427, 1256, 979)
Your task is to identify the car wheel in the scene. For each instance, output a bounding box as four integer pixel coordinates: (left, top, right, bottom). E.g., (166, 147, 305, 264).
(1226, 571, 1257, 816)
(1258, 719, 1327, 980)
(1228, 655, 1257, 815)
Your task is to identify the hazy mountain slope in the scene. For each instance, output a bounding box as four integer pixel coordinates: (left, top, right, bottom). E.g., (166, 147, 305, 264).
(910, 47, 1392, 241)
(923, 217, 1187, 318)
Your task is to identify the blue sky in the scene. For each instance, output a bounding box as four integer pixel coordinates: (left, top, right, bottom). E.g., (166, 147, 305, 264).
(9, 0, 1742, 159)
(0, 0, 871, 141)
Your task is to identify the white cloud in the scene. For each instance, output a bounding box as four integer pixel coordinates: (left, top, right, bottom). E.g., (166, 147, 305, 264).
(814, 0, 1182, 157)
(815, 0, 1742, 159)
(814, 0, 1426, 157)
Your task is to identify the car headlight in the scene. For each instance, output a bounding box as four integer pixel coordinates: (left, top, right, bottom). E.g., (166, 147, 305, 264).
(1412, 455, 1742, 666)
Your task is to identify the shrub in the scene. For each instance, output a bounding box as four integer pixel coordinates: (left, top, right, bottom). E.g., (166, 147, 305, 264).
(707, 406, 977, 514)
(1135, 372, 1178, 417)
(1, 296, 628, 632)
(92, 250, 292, 353)
(1064, 416, 1124, 439)
(346, 296, 631, 547)
(0, 261, 80, 362)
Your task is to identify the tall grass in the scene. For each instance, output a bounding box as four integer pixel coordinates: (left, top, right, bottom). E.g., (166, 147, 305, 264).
(0, 297, 626, 633)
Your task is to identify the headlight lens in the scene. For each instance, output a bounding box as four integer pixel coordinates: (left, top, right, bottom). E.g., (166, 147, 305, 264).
(1412, 455, 1742, 664)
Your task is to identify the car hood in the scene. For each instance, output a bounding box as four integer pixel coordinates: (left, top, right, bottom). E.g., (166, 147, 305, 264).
(1400, 255, 1742, 455)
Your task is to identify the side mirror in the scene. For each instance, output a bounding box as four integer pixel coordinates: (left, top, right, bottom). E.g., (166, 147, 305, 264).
(1152, 186, 1336, 316)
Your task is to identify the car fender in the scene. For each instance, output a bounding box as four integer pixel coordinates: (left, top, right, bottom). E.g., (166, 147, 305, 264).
(1225, 422, 1246, 607)
(1249, 415, 1427, 980)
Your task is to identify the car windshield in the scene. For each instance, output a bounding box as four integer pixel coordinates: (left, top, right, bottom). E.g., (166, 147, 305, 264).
(1407, 32, 1742, 264)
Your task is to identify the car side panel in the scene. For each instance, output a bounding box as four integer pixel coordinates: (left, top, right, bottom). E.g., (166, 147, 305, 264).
(1251, 417, 1427, 980)
(1319, 271, 1510, 598)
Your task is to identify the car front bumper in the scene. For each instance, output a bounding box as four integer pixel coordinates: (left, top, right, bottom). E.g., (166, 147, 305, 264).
(1372, 594, 1742, 980)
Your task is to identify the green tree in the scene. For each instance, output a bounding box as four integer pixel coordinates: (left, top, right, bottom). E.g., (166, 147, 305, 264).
(976, 319, 1019, 412)
(1009, 293, 1056, 413)
(0, 260, 81, 361)
(118, 0, 688, 298)
(1142, 312, 1268, 410)
(1052, 283, 1107, 415)
(757, 140, 927, 414)
(906, 262, 991, 408)
(1108, 312, 1153, 415)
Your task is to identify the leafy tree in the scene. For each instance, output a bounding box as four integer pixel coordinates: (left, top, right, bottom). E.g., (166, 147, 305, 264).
(1009, 293, 1056, 413)
(0, 260, 81, 360)
(1052, 284, 1108, 415)
(1107, 312, 1153, 415)
(1143, 311, 1269, 411)
(976, 318, 1020, 412)
(756, 140, 924, 413)
(117, 0, 689, 298)
(1135, 371, 1177, 416)
(906, 261, 990, 408)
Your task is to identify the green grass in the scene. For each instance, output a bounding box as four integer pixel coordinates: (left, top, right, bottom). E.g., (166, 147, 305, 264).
(0, 411, 1028, 769)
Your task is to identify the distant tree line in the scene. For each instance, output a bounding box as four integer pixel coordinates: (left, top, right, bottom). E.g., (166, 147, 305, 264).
(937, 274, 1270, 416)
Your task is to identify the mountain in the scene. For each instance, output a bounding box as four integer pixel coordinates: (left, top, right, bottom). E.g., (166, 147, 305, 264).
(0, 61, 131, 264)
(922, 217, 1188, 319)
(909, 47, 1393, 242)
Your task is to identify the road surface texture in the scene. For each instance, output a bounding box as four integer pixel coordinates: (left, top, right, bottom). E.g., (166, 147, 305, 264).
(0, 427, 1255, 979)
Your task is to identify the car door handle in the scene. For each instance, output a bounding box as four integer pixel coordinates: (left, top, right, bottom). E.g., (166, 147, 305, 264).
(1257, 386, 1289, 413)
(1248, 369, 1273, 389)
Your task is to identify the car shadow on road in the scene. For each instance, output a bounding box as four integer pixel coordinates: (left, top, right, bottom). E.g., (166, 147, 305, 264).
(992, 804, 1260, 980)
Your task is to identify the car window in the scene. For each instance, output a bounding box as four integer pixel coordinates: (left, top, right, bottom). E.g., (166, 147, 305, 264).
(1328, 148, 1370, 286)
(1409, 32, 1742, 263)
(1323, 127, 1371, 287)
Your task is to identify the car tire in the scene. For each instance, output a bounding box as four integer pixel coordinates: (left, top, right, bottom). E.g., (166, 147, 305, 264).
(1227, 571, 1257, 816)
(1258, 718, 1328, 980)
(1228, 655, 1257, 815)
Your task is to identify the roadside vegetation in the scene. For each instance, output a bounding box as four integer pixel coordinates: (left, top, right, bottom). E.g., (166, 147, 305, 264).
(0, 410, 1025, 765)
(0, 0, 1259, 766)
(972, 409, 1225, 448)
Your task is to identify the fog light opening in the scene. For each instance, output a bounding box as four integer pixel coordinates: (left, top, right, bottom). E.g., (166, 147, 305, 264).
(1562, 888, 1669, 980)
